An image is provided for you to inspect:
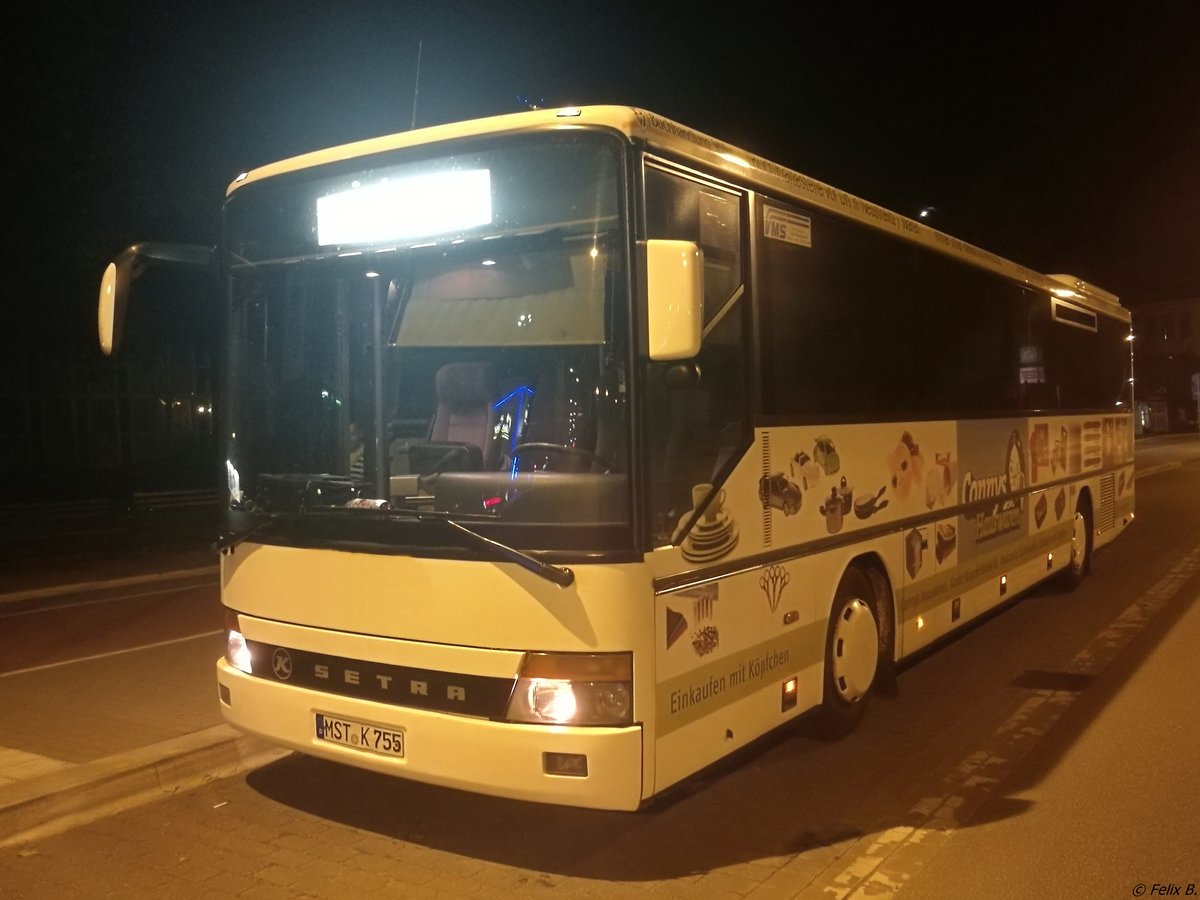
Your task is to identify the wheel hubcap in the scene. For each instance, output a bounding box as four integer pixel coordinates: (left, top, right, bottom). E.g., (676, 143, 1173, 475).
(1070, 511, 1087, 572)
(832, 598, 879, 702)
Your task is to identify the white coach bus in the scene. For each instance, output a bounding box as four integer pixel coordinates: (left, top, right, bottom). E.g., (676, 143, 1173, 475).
(98, 106, 1134, 810)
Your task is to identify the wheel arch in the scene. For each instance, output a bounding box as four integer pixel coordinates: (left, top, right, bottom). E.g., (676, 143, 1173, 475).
(1074, 485, 1095, 575)
(843, 551, 897, 667)
(1076, 484, 1094, 517)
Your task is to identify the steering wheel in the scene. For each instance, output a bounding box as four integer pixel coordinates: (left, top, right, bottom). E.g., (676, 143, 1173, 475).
(512, 442, 615, 474)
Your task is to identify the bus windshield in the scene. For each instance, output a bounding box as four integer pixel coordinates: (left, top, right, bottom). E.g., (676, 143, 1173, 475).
(221, 132, 632, 555)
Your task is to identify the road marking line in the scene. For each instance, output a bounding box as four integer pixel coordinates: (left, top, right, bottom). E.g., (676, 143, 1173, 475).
(0, 583, 212, 618)
(0, 630, 223, 679)
(782, 539, 1200, 900)
(0, 566, 218, 605)
(1135, 461, 1182, 480)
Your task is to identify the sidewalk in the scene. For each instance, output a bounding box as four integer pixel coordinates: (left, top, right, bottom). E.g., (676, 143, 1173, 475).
(0, 504, 220, 599)
(0, 511, 287, 848)
(0, 544, 218, 604)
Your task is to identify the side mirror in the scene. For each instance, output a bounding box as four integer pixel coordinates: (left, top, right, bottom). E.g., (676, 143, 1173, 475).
(97, 242, 213, 356)
(98, 250, 134, 356)
(646, 239, 702, 361)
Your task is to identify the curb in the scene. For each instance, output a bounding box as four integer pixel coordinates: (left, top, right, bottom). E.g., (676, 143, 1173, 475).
(0, 725, 290, 849)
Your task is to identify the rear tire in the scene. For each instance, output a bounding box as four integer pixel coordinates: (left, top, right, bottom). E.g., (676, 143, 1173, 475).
(1059, 495, 1093, 591)
(819, 566, 881, 737)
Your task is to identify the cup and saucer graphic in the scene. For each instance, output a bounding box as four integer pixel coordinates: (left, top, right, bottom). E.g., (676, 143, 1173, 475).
(681, 483, 739, 563)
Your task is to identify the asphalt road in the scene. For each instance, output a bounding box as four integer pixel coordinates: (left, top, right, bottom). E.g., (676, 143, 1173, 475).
(902, 548, 1200, 899)
(0, 575, 220, 675)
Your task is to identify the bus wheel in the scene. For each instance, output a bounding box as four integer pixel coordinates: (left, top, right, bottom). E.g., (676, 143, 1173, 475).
(819, 566, 880, 736)
(1060, 495, 1093, 591)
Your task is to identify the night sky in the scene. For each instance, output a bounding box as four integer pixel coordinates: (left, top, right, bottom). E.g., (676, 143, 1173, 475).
(9, 1, 1200, 358)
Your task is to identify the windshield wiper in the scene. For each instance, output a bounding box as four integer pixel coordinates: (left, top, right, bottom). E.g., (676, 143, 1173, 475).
(441, 519, 575, 588)
(298, 504, 495, 523)
(215, 511, 278, 552)
(259, 473, 363, 490)
(296, 505, 572, 585)
(214, 471, 364, 551)
(216, 502, 573, 587)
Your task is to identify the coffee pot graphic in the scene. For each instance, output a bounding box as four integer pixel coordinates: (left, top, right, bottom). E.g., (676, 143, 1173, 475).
(819, 486, 844, 534)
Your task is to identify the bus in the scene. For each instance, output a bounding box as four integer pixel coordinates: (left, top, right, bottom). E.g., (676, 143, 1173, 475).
(98, 106, 1134, 811)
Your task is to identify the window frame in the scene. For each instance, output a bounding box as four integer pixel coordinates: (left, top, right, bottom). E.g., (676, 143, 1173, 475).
(637, 153, 755, 549)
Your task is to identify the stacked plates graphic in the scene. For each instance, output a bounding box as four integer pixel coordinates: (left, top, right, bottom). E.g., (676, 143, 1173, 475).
(681, 510, 739, 563)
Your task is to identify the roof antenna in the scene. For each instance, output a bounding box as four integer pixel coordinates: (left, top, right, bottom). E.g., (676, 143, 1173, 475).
(410, 39, 423, 129)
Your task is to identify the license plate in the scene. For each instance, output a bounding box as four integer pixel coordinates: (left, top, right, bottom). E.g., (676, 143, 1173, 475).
(314, 713, 405, 758)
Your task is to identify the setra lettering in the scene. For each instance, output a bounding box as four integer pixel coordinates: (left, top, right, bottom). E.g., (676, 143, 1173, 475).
(305, 662, 470, 702)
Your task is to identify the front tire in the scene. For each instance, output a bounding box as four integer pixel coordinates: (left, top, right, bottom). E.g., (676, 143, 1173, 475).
(819, 566, 881, 736)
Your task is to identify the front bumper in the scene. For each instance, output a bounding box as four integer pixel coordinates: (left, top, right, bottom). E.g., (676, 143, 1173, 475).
(216, 659, 644, 810)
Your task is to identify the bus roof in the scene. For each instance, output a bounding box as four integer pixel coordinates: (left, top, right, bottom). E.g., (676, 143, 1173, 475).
(227, 105, 1123, 316)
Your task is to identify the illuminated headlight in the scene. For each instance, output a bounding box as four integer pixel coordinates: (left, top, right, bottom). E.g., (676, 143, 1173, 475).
(506, 652, 632, 726)
(224, 608, 253, 674)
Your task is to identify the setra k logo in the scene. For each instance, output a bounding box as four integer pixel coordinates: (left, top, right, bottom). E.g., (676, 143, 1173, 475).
(271, 648, 293, 681)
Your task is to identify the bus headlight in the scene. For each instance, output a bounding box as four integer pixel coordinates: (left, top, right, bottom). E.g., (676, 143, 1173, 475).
(224, 608, 253, 674)
(506, 652, 633, 726)
(524, 680, 578, 722)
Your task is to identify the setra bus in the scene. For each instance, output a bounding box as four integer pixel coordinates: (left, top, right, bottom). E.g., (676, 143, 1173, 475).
(98, 106, 1134, 810)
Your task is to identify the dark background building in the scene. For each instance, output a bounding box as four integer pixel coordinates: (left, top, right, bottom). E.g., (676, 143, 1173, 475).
(1131, 297, 1200, 433)
(3, 3, 1197, 507)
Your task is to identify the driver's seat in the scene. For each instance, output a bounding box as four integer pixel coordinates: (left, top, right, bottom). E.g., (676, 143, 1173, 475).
(415, 362, 498, 471)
